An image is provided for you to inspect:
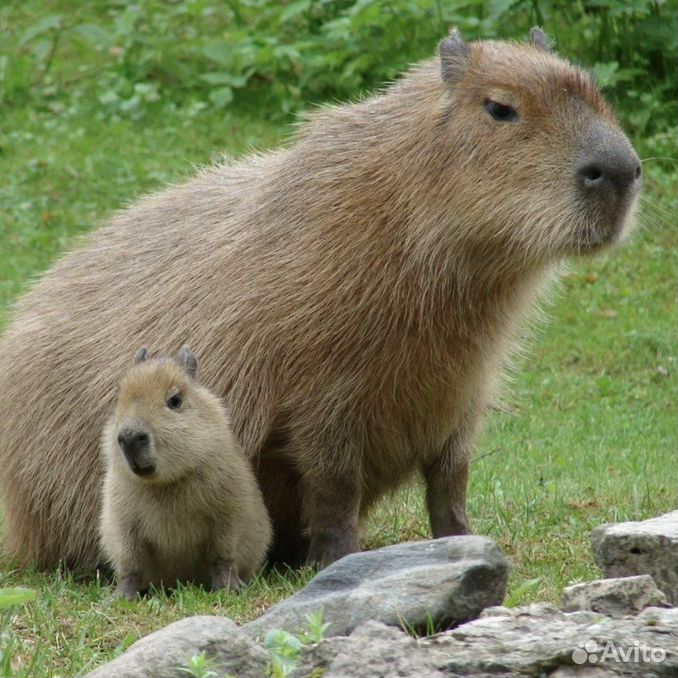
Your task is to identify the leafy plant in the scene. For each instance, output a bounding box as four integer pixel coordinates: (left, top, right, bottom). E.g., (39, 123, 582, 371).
(3, 0, 675, 134)
(265, 611, 330, 677)
(178, 651, 223, 678)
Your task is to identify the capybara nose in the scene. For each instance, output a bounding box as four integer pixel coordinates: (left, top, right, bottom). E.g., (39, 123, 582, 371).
(117, 430, 153, 473)
(577, 157, 641, 194)
(117, 429, 155, 477)
(117, 430, 149, 455)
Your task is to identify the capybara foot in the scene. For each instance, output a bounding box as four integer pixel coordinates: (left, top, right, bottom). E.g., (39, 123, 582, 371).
(211, 562, 244, 592)
(113, 577, 143, 601)
(306, 530, 359, 569)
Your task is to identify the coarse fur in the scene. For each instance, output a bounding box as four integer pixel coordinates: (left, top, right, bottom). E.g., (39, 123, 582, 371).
(99, 347, 271, 598)
(0, 31, 640, 569)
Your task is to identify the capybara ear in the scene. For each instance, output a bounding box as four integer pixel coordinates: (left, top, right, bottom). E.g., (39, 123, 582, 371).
(177, 345, 198, 379)
(439, 28, 469, 84)
(133, 347, 148, 364)
(529, 27, 552, 52)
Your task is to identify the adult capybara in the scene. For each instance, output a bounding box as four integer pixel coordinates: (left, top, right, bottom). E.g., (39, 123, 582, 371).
(0, 29, 641, 569)
(100, 346, 271, 599)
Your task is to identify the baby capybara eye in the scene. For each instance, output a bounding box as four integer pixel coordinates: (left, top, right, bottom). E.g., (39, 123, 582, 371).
(166, 393, 183, 410)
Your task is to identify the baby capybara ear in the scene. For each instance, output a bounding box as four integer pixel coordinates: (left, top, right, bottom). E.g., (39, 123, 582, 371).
(529, 26, 552, 52)
(176, 345, 198, 379)
(439, 28, 469, 84)
(133, 347, 148, 365)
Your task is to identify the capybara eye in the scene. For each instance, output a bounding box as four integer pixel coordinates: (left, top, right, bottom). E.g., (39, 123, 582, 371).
(484, 99, 518, 122)
(166, 393, 183, 410)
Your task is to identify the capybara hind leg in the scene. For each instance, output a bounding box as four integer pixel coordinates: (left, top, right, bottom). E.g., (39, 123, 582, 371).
(422, 433, 472, 537)
(304, 470, 360, 568)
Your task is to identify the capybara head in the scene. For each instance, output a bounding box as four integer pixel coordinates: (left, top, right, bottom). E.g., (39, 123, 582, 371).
(108, 346, 226, 483)
(435, 28, 641, 261)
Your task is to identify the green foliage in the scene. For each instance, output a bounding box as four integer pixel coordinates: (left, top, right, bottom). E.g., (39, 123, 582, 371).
(0, 588, 37, 677)
(178, 651, 222, 678)
(265, 629, 304, 678)
(2, 0, 675, 135)
(0, 589, 36, 610)
(265, 611, 329, 677)
(298, 610, 331, 644)
(504, 577, 542, 608)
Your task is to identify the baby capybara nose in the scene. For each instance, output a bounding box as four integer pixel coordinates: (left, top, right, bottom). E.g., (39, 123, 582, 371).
(117, 430, 149, 456)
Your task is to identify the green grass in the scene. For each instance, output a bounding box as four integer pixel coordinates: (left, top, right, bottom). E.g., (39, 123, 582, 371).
(1, 5, 677, 678)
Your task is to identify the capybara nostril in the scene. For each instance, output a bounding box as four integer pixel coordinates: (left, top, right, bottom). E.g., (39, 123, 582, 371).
(578, 163, 604, 187)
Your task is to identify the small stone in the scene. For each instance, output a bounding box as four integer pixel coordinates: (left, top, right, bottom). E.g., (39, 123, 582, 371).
(562, 575, 669, 617)
(592, 511, 678, 605)
(244, 536, 509, 639)
(85, 616, 269, 678)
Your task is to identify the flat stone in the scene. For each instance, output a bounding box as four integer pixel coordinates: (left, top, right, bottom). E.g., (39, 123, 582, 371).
(592, 511, 678, 605)
(245, 536, 509, 639)
(85, 615, 269, 678)
(293, 604, 678, 677)
(562, 575, 670, 617)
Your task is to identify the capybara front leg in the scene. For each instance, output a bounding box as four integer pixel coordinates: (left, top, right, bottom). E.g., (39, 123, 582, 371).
(422, 432, 472, 538)
(210, 559, 244, 593)
(113, 570, 146, 600)
(304, 469, 361, 568)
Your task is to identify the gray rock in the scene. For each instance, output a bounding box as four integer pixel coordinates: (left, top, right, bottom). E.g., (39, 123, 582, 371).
(85, 615, 269, 678)
(562, 575, 670, 617)
(244, 536, 509, 639)
(592, 511, 678, 605)
(293, 604, 678, 677)
(291, 621, 441, 678)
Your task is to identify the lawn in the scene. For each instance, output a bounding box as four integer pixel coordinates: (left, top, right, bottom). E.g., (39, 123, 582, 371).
(0, 2, 676, 676)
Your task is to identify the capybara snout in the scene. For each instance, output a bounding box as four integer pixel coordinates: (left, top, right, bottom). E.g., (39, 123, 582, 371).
(574, 121, 641, 245)
(116, 427, 154, 477)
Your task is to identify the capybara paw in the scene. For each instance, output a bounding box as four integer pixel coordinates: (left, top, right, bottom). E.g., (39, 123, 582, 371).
(211, 565, 244, 593)
(306, 533, 359, 569)
(112, 580, 142, 601)
(431, 512, 472, 538)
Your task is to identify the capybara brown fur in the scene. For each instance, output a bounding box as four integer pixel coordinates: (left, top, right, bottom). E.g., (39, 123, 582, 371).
(0, 29, 641, 570)
(99, 346, 271, 599)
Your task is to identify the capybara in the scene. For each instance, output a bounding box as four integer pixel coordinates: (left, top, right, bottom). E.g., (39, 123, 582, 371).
(99, 346, 271, 599)
(0, 29, 641, 569)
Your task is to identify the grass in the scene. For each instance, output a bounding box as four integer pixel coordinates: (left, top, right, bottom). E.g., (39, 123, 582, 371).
(1, 5, 677, 678)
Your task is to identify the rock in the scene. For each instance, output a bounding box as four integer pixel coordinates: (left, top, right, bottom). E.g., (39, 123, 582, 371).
(244, 536, 509, 639)
(562, 575, 670, 617)
(593, 511, 678, 605)
(293, 604, 678, 677)
(291, 621, 442, 678)
(85, 615, 269, 678)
